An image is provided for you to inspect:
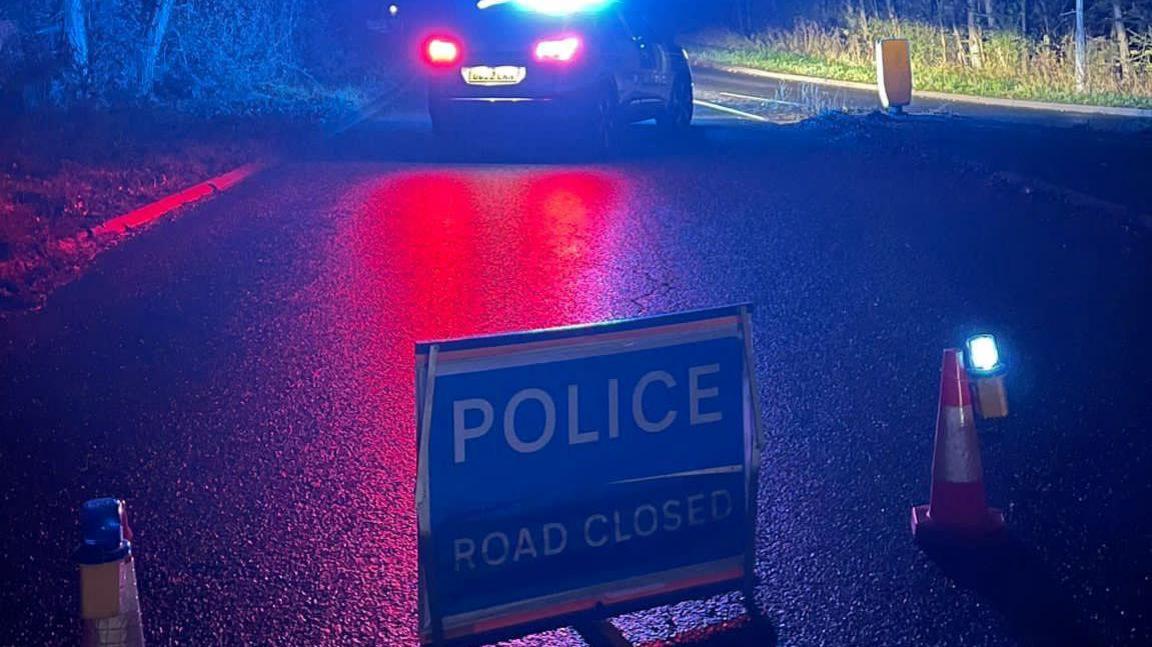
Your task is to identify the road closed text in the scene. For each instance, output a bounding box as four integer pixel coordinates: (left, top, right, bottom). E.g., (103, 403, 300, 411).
(451, 489, 735, 572)
(451, 365, 725, 464)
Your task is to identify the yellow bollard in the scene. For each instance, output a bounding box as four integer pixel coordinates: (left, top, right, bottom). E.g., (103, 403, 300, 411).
(75, 498, 145, 647)
(876, 39, 912, 114)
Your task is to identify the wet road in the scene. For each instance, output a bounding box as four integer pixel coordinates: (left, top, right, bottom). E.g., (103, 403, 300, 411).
(2, 98, 1152, 646)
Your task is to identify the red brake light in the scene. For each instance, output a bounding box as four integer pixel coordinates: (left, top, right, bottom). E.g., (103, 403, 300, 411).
(424, 37, 461, 67)
(534, 36, 582, 62)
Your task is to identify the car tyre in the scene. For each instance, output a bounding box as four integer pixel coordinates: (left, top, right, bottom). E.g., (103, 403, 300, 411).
(587, 83, 621, 158)
(657, 72, 694, 134)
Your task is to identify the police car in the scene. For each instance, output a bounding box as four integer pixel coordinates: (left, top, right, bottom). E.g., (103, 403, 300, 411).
(419, 0, 693, 151)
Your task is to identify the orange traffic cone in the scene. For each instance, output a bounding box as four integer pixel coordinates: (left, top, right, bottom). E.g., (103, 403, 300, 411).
(911, 349, 1005, 542)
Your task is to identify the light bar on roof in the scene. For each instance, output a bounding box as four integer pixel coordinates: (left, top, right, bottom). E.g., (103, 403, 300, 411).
(478, 0, 613, 14)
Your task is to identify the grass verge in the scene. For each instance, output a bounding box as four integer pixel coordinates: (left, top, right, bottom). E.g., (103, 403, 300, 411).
(0, 112, 288, 310)
(689, 28, 1152, 110)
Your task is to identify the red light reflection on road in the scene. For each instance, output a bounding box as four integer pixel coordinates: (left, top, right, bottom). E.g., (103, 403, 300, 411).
(358, 169, 629, 341)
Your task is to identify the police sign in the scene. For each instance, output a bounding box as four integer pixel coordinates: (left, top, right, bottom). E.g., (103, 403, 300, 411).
(416, 305, 762, 644)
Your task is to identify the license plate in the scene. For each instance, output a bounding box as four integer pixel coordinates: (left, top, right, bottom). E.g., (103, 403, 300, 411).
(462, 66, 526, 86)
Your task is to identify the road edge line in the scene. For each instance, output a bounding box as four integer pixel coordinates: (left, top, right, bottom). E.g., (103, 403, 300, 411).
(705, 64, 1152, 118)
(693, 99, 769, 122)
(706, 64, 877, 93)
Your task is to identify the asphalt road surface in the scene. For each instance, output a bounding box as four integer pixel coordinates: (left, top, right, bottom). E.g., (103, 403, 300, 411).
(2, 80, 1151, 646)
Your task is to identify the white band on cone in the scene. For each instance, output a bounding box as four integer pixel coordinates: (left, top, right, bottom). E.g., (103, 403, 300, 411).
(937, 405, 983, 483)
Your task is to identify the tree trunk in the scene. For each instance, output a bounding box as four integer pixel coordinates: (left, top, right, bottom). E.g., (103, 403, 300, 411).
(139, 0, 175, 96)
(953, 21, 969, 66)
(857, 0, 871, 41)
(1036, 0, 1051, 39)
(1112, 0, 1132, 81)
(63, 0, 88, 82)
(885, 0, 897, 21)
(733, 0, 755, 37)
(967, 0, 983, 68)
(1074, 0, 1086, 92)
(939, 18, 950, 64)
(983, 0, 997, 29)
(1020, 0, 1029, 72)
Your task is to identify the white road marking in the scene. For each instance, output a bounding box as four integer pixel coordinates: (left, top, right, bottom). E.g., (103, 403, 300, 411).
(692, 99, 769, 122)
(610, 464, 744, 485)
(718, 91, 802, 107)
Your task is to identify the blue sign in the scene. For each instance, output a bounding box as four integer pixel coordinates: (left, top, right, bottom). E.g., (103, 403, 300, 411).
(416, 305, 762, 644)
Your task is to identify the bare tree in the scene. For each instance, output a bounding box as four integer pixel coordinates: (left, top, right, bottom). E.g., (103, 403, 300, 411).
(732, 0, 755, 36)
(1035, 0, 1052, 39)
(984, 0, 998, 28)
(63, 0, 88, 83)
(953, 22, 970, 66)
(967, 0, 984, 67)
(1112, 0, 1132, 80)
(139, 0, 175, 96)
(1020, 0, 1030, 71)
(1074, 0, 1086, 91)
(856, 0, 872, 41)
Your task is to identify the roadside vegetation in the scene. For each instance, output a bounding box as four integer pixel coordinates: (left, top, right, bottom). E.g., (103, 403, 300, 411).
(692, 0, 1152, 108)
(0, 0, 400, 309)
(0, 0, 393, 118)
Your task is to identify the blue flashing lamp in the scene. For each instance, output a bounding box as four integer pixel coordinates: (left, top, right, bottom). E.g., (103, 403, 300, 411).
(74, 498, 131, 565)
(965, 334, 1004, 376)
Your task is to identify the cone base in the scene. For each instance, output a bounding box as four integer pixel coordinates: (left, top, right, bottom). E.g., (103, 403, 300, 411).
(911, 504, 1006, 544)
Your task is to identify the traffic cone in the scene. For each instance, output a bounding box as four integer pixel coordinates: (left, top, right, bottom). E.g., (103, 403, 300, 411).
(911, 349, 1005, 542)
(75, 498, 145, 647)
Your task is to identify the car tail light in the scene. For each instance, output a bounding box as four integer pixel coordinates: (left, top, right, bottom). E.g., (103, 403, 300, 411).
(534, 36, 582, 63)
(424, 36, 461, 67)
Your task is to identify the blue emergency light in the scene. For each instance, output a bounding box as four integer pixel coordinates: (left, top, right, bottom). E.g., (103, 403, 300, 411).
(965, 334, 1003, 375)
(478, 0, 614, 14)
(74, 498, 131, 565)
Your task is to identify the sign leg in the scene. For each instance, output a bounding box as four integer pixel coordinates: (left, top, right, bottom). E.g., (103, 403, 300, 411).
(574, 620, 631, 647)
(743, 582, 761, 618)
(741, 588, 779, 646)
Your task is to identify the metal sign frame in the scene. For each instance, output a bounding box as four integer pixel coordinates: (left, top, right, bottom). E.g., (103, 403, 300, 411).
(415, 305, 763, 645)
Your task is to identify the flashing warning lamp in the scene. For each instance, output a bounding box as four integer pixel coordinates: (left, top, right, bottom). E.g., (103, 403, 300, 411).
(75, 498, 131, 566)
(965, 334, 1008, 419)
(74, 497, 145, 643)
(424, 37, 462, 67)
(535, 36, 582, 62)
(966, 334, 1001, 374)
